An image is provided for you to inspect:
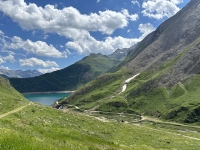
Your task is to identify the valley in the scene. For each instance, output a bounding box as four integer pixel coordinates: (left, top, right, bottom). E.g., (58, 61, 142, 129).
(1, 100, 200, 150)
(56, 0, 200, 124)
(0, 0, 200, 149)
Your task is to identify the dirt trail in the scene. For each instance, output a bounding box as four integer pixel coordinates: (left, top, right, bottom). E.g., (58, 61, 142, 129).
(141, 116, 200, 129)
(0, 102, 32, 119)
(142, 125, 200, 141)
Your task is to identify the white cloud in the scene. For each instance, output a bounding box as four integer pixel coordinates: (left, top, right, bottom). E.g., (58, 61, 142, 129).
(66, 23, 156, 55)
(44, 35, 49, 39)
(4, 54, 15, 63)
(0, 0, 140, 55)
(0, 54, 15, 64)
(0, 0, 138, 35)
(38, 67, 60, 74)
(132, 0, 140, 7)
(0, 57, 4, 64)
(170, 0, 183, 5)
(96, 0, 100, 3)
(142, 0, 183, 20)
(127, 29, 131, 33)
(66, 35, 141, 55)
(0, 31, 67, 58)
(6, 36, 67, 58)
(0, 66, 10, 70)
(121, 9, 139, 21)
(138, 23, 156, 39)
(19, 57, 59, 67)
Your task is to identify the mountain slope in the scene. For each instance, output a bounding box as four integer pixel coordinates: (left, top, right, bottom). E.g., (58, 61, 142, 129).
(57, 0, 200, 123)
(9, 53, 120, 93)
(0, 75, 28, 114)
(121, 0, 200, 81)
(1, 75, 200, 149)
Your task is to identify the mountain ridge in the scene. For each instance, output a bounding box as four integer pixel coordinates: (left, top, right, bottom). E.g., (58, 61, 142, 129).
(9, 53, 123, 93)
(0, 69, 42, 78)
(57, 0, 200, 123)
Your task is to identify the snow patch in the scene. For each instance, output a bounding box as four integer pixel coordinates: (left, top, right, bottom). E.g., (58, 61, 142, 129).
(119, 73, 140, 94)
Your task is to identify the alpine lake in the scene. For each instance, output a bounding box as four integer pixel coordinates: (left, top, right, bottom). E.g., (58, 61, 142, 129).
(23, 92, 72, 106)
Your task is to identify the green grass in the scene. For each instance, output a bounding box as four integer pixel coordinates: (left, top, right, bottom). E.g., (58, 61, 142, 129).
(1, 73, 200, 149)
(1, 103, 200, 150)
(97, 96, 128, 112)
(0, 77, 29, 114)
(59, 73, 124, 110)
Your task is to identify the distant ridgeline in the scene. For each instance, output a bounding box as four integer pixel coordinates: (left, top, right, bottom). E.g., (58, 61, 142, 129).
(56, 0, 200, 123)
(9, 52, 129, 93)
(0, 69, 42, 78)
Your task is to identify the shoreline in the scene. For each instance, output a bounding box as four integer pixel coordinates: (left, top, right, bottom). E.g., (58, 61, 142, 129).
(22, 91, 74, 95)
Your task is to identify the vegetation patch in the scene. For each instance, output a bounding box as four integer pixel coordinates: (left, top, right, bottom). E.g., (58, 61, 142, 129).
(97, 97, 128, 113)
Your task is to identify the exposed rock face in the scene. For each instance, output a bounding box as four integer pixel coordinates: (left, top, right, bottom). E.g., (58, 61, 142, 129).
(109, 47, 132, 61)
(117, 0, 200, 86)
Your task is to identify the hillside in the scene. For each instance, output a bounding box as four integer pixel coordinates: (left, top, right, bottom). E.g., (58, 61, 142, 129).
(9, 53, 120, 93)
(0, 76, 29, 114)
(1, 74, 200, 149)
(57, 0, 200, 123)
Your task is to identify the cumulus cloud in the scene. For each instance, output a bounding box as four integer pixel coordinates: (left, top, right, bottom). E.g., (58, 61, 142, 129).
(66, 23, 156, 54)
(66, 36, 140, 55)
(4, 54, 15, 62)
(0, 54, 15, 64)
(0, 30, 67, 58)
(19, 57, 59, 67)
(138, 23, 156, 39)
(0, 0, 140, 55)
(121, 9, 139, 21)
(6, 36, 67, 58)
(0, 66, 10, 70)
(0, 0, 138, 35)
(38, 67, 60, 74)
(142, 0, 183, 20)
(0, 57, 4, 64)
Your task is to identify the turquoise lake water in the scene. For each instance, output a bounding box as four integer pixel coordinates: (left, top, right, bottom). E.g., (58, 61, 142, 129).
(24, 93, 71, 106)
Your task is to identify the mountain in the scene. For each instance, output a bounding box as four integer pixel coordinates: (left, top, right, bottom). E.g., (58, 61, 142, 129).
(108, 47, 130, 61)
(57, 0, 200, 123)
(0, 69, 42, 78)
(1, 75, 200, 149)
(9, 53, 120, 93)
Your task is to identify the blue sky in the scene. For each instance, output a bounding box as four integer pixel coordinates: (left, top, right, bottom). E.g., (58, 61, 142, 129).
(0, 0, 190, 73)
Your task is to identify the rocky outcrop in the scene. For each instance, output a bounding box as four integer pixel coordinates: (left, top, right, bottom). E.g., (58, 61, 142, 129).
(118, 0, 200, 87)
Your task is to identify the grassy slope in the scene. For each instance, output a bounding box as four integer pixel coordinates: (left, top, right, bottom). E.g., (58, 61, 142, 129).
(0, 76, 28, 114)
(9, 54, 119, 93)
(58, 72, 124, 110)
(1, 75, 200, 149)
(1, 103, 200, 150)
(58, 39, 200, 123)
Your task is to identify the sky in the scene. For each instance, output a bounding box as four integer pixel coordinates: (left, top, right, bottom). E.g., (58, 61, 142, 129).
(0, 0, 190, 73)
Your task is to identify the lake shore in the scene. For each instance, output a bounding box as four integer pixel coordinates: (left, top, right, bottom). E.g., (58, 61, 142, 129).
(22, 91, 74, 95)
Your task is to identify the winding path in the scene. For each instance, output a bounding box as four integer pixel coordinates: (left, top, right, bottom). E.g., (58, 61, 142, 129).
(0, 102, 32, 119)
(141, 116, 200, 129)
